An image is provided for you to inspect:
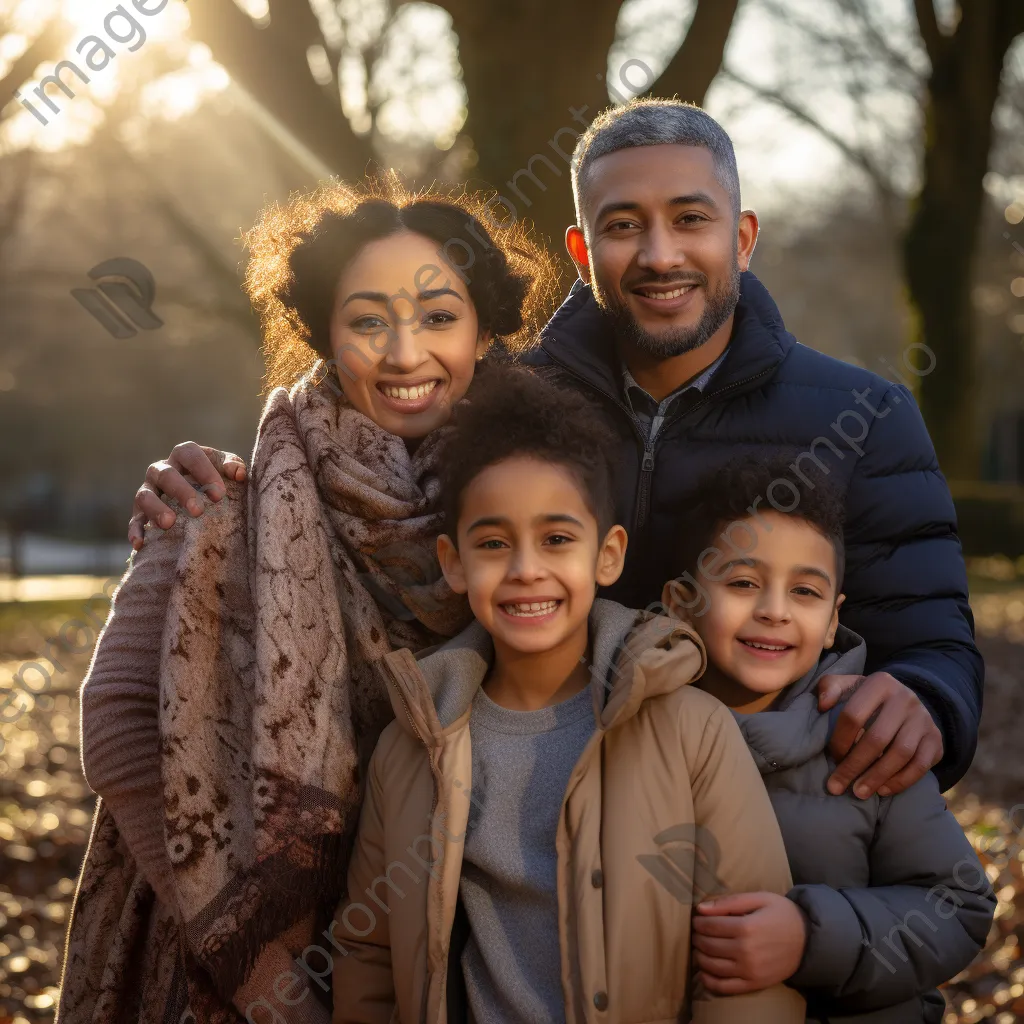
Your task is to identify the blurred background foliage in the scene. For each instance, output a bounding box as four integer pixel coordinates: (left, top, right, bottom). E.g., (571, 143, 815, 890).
(0, 2, 1023, 1023)
(0, 0, 1021, 550)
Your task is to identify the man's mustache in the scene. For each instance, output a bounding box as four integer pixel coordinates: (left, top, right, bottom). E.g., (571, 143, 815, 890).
(624, 273, 708, 290)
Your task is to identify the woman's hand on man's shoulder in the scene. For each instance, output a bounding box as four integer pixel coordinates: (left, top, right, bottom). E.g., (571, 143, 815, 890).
(129, 442, 248, 550)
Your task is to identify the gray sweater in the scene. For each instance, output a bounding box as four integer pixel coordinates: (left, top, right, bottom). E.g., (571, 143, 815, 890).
(732, 627, 995, 1024)
(459, 684, 595, 1024)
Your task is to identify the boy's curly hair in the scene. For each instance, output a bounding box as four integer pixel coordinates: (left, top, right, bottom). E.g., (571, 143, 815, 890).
(440, 366, 619, 538)
(243, 173, 561, 392)
(677, 451, 846, 591)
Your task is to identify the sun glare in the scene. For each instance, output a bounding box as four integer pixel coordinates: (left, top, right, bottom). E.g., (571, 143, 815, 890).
(233, 0, 270, 24)
(58, 0, 191, 42)
(139, 46, 229, 123)
(4, 0, 58, 38)
(0, 0, 224, 154)
(3, 94, 104, 153)
(60, 0, 102, 35)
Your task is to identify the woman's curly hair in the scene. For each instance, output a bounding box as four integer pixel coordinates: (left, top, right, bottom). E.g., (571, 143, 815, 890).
(244, 174, 562, 392)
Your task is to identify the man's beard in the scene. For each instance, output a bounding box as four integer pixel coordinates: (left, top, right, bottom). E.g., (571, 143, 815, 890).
(593, 265, 742, 359)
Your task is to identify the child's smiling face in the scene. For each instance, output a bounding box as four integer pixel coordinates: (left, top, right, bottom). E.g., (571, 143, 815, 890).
(665, 510, 844, 709)
(437, 455, 627, 658)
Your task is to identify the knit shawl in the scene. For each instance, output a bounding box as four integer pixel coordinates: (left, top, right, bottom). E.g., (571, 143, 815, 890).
(57, 375, 471, 1023)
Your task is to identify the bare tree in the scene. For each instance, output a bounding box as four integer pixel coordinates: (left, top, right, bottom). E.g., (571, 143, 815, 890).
(433, 0, 741, 253)
(904, 0, 1024, 478)
(721, 0, 1023, 478)
(190, 0, 741, 250)
(185, 0, 375, 179)
(652, 0, 741, 106)
(0, 15, 70, 111)
(3, 1, 743, 253)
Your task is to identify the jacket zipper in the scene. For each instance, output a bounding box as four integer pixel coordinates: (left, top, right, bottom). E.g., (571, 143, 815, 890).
(636, 443, 655, 531)
(634, 366, 776, 530)
(542, 357, 775, 533)
(537, 361, 655, 532)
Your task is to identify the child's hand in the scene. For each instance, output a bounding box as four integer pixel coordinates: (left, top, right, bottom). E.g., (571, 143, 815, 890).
(692, 892, 807, 994)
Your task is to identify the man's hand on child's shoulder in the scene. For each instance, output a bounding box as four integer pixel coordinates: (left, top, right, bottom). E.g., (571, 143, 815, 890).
(817, 671, 943, 799)
(692, 892, 807, 994)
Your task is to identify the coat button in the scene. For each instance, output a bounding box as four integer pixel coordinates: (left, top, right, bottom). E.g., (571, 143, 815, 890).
(591, 869, 604, 888)
(593, 992, 608, 1011)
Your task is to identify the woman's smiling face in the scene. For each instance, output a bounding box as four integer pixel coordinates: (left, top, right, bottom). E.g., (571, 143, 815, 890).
(328, 230, 489, 438)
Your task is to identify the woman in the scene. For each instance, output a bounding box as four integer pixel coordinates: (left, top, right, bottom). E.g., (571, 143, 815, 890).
(58, 176, 557, 1024)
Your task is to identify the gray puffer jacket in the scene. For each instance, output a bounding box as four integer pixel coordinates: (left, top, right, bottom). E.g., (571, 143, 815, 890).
(732, 626, 995, 1024)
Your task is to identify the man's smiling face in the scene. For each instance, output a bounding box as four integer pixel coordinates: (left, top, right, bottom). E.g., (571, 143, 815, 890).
(572, 143, 756, 360)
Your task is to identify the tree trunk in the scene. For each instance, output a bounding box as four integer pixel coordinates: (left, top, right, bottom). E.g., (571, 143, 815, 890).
(0, 17, 71, 120)
(440, 0, 740, 268)
(649, 0, 741, 105)
(903, 0, 1024, 478)
(438, 0, 622, 260)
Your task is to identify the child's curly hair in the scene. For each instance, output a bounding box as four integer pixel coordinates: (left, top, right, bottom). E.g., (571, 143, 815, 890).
(243, 173, 561, 391)
(677, 451, 847, 591)
(439, 365, 619, 538)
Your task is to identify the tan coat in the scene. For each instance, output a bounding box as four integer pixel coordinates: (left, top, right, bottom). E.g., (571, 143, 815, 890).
(331, 600, 805, 1024)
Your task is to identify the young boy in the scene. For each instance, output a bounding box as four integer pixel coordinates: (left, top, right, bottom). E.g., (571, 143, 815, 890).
(662, 454, 996, 1024)
(330, 368, 806, 1023)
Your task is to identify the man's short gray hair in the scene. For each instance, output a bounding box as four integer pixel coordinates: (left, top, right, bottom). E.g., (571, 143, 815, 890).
(571, 98, 741, 230)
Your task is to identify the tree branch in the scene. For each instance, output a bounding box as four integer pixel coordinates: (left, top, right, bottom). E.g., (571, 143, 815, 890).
(913, 0, 946, 66)
(0, 150, 34, 257)
(830, 0, 924, 89)
(185, 0, 374, 179)
(720, 64, 897, 205)
(647, 0, 741, 105)
(0, 18, 72, 121)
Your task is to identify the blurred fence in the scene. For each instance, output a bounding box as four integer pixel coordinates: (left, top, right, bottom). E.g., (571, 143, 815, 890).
(0, 532, 130, 580)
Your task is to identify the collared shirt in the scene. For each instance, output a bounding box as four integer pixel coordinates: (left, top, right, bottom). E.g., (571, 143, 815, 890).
(621, 348, 729, 445)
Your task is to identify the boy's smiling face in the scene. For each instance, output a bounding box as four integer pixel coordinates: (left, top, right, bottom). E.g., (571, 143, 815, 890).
(665, 511, 844, 710)
(437, 455, 626, 658)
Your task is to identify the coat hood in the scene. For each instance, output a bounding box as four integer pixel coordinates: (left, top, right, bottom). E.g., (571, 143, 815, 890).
(380, 599, 706, 747)
(731, 624, 867, 775)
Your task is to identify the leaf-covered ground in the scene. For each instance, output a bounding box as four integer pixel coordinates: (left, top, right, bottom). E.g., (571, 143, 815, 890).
(0, 570, 1022, 1024)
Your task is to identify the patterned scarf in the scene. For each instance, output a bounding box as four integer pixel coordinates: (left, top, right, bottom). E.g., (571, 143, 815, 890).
(57, 373, 471, 1023)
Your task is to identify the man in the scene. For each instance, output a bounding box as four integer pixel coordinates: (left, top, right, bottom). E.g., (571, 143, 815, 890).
(527, 98, 980, 796)
(131, 98, 980, 797)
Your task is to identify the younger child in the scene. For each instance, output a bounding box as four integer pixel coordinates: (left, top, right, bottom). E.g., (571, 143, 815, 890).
(331, 369, 806, 1023)
(662, 454, 996, 1024)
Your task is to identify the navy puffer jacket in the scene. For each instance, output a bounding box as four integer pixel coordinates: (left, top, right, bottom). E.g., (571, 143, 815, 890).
(525, 272, 982, 788)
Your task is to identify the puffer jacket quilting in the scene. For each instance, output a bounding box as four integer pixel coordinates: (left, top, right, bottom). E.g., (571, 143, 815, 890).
(526, 272, 982, 790)
(732, 625, 996, 1023)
